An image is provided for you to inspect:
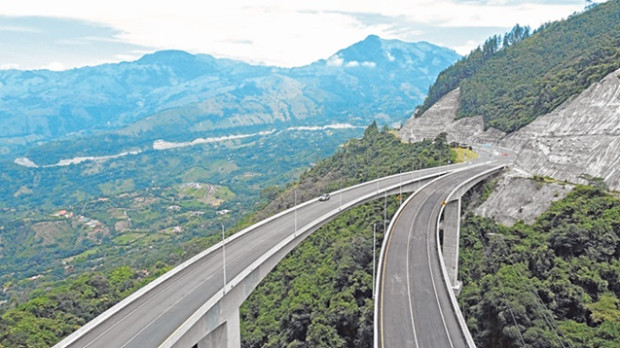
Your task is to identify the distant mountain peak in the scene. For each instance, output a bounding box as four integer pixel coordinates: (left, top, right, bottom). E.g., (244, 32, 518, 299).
(133, 50, 222, 79)
(335, 35, 383, 62)
(361, 34, 381, 43)
(323, 35, 460, 69)
(137, 50, 210, 65)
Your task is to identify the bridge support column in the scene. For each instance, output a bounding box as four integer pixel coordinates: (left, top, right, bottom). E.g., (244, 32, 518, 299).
(226, 308, 241, 348)
(442, 198, 462, 295)
(197, 308, 240, 348)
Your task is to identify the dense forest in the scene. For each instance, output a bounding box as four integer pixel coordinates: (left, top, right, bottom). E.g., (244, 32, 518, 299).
(459, 185, 620, 347)
(418, 0, 620, 132)
(0, 264, 172, 347)
(241, 199, 394, 348)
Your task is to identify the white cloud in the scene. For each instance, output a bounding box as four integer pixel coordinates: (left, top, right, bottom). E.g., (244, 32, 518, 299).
(452, 40, 482, 55)
(343, 60, 376, 68)
(0, 63, 19, 70)
(328, 56, 376, 68)
(424, 2, 582, 28)
(326, 55, 344, 67)
(386, 51, 396, 62)
(43, 62, 66, 71)
(0, 0, 588, 68)
(0, 25, 41, 33)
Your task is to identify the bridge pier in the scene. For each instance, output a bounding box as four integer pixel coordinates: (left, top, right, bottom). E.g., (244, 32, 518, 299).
(197, 308, 240, 348)
(227, 309, 241, 348)
(442, 198, 462, 295)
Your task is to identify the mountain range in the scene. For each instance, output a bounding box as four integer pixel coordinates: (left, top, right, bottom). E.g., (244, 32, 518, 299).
(0, 35, 460, 161)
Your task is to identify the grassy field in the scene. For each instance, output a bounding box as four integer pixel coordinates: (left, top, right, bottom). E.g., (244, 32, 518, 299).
(451, 147, 478, 163)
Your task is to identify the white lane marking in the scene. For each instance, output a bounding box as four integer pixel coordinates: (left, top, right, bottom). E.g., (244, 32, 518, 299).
(122, 271, 218, 347)
(82, 255, 220, 347)
(404, 176, 459, 348)
(425, 187, 455, 348)
(406, 206, 421, 348)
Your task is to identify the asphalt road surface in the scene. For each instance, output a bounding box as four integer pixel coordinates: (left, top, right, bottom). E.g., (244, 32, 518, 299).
(378, 163, 501, 348)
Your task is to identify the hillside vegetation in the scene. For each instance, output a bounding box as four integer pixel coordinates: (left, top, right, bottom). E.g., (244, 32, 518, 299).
(459, 185, 620, 347)
(241, 199, 394, 348)
(418, 0, 620, 132)
(0, 264, 172, 347)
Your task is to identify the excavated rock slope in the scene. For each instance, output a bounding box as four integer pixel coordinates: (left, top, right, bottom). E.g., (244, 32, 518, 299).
(501, 69, 620, 190)
(399, 89, 506, 145)
(400, 68, 620, 191)
(474, 170, 573, 226)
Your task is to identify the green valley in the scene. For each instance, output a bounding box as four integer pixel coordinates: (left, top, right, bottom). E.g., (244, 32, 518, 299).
(0, 128, 362, 304)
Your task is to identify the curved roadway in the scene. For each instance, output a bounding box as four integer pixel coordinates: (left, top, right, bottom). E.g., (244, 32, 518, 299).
(377, 162, 506, 347)
(55, 163, 477, 348)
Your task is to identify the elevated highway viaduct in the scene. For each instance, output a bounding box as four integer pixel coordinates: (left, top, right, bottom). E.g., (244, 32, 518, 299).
(376, 160, 509, 348)
(55, 146, 510, 348)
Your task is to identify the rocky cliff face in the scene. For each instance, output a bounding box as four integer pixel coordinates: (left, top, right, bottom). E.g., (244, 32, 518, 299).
(501, 68, 620, 190)
(474, 171, 572, 226)
(399, 88, 505, 145)
(399, 68, 620, 191)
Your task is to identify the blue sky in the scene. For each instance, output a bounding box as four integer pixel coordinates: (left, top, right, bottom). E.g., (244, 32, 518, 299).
(0, 0, 597, 70)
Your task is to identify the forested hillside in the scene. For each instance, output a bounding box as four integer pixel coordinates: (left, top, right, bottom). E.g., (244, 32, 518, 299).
(241, 200, 392, 348)
(0, 265, 172, 347)
(418, 0, 620, 132)
(459, 186, 620, 347)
